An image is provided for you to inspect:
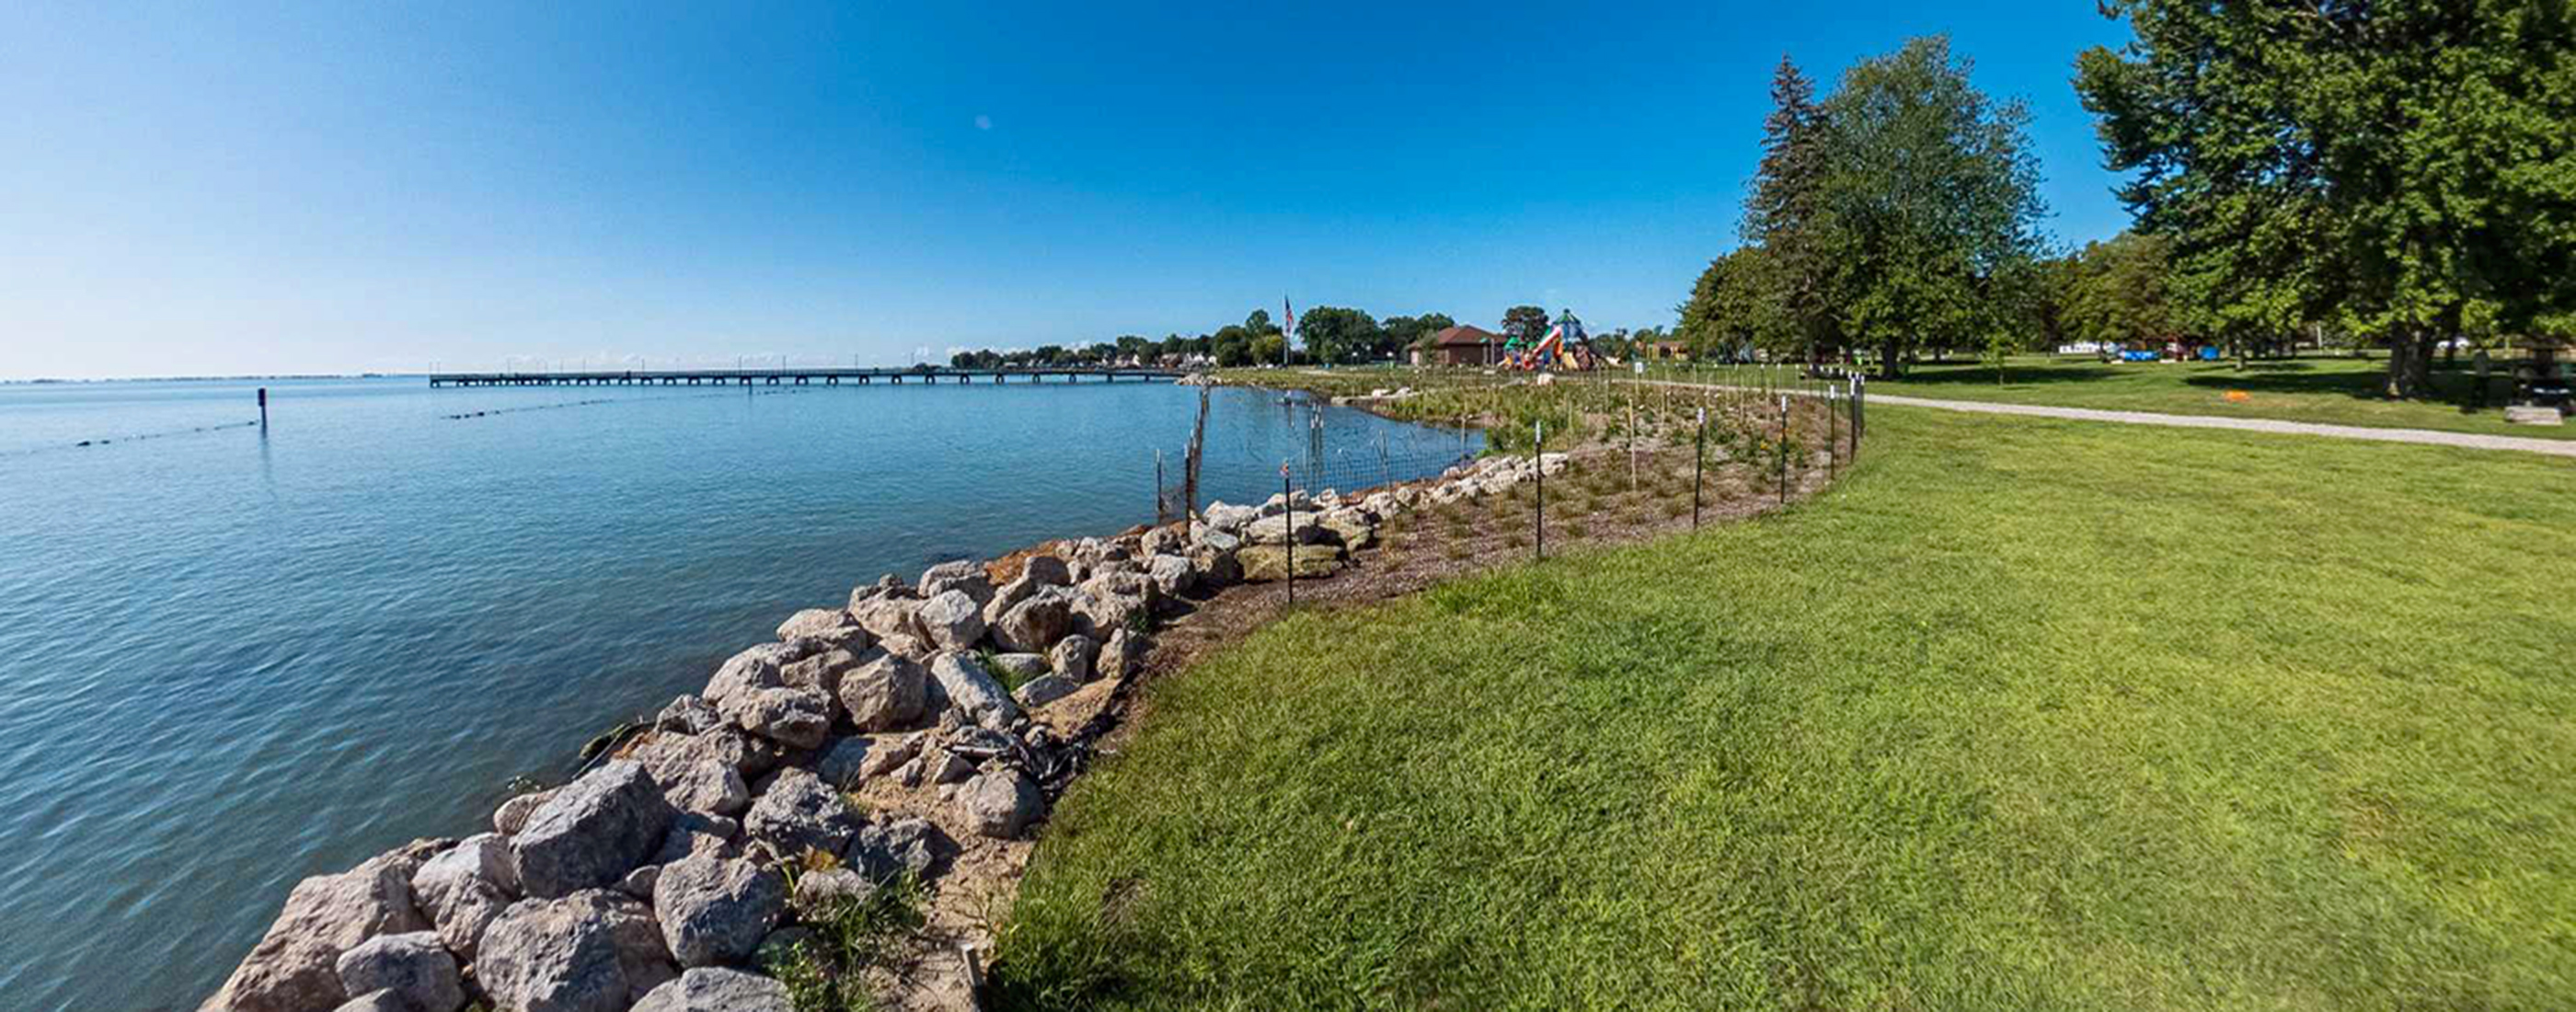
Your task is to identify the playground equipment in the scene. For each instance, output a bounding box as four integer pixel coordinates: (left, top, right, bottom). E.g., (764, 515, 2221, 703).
(1502, 309, 1608, 372)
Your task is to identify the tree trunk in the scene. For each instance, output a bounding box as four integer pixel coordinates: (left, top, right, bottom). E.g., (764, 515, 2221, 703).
(1878, 339, 1902, 380)
(2385, 332, 2435, 399)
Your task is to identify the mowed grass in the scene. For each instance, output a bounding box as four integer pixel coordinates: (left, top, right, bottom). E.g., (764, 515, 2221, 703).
(1845, 354, 2575, 440)
(992, 406, 2576, 1010)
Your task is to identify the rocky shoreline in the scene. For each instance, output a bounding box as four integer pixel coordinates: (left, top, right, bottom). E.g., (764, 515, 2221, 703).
(201, 451, 1574, 1012)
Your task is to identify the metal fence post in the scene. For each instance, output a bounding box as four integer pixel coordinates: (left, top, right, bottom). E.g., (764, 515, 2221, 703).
(1692, 406, 1706, 529)
(1827, 385, 1837, 480)
(1777, 395, 1789, 506)
(1282, 463, 1295, 606)
(1533, 420, 1546, 561)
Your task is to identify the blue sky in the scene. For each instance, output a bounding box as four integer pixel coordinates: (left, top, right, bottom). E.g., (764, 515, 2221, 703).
(0, 2, 2135, 379)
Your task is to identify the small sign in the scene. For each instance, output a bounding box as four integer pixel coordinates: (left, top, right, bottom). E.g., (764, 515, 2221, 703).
(1633, 362, 1646, 375)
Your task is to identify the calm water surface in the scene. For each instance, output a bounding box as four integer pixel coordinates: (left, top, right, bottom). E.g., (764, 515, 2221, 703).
(0, 376, 1475, 1012)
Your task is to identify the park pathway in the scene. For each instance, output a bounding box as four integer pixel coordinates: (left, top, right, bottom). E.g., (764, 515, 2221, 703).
(1637, 379, 2576, 459)
(1870, 392, 2576, 458)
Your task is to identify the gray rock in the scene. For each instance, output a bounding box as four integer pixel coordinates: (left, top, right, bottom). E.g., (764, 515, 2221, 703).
(1202, 500, 1259, 532)
(845, 574, 903, 610)
(1236, 544, 1340, 582)
(927, 748, 976, 784)
(1020, 554, 1073, 585)
(494, 789, 557, 835)
(834, 650, 926, 732)
(957, 768, 1044, 839)
(1318, 508, 1376, 549)
(332, 991, 411, 1012)
(918, 559, 994, 606)
(927, 651, 1021, 730)
(634, 726, 780, 781)
(653, 756, 752, 820)
(847, 816, 954, 883)
(656, 696, 723, 735)
(1192, 525, 1244, 553)
(1141, 525, 1186, 555)
(703, 644, 791, 707)
(1070, 589, 1145, 642)
(1049, 634, 1097, 684)
(512, 761, 676, 899)
(620, 864, 661, 900)
(778, 647, 863, 696)
(1189, 545, 1242, 588)
(1098, 627, 1147, 681)
(653, 856, 786, 968)
(914, 589, 986, 650)
(789, 868, 876, 913)
(742, 767, 859, 859)
(718, 687, 833, 751)
(849, 594, 925, 643)
(1014, 673, 1081, 708)
(477, 891, 673, 1012)
(813, 737, 876, 788)
(1146, 553, 1194, 596)
(334, 932, 464, 1012)
(775, 607, 860, 643)
(410, 833, 519, 961)
(203, 851, 428, 1012)
(990, 586, 1074, 654)
(652, 815, 742, 866)
(1245, 512, 1333, 546)
(985, 651, 1050, 682)
(631, 968, 793, 1012)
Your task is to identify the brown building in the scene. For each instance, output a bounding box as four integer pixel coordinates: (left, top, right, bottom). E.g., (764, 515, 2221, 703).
(1424, 324, 1504, 366)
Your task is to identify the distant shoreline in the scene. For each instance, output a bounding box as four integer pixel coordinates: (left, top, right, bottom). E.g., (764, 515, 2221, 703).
(0, 373, 408, 385)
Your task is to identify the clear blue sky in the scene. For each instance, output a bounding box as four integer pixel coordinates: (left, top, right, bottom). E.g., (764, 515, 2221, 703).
(0, 2, 2135, 379)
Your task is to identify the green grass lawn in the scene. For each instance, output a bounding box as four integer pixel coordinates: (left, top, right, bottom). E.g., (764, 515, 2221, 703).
(992, 406, 2576, 1010)
(1834, 354, 2574, 440)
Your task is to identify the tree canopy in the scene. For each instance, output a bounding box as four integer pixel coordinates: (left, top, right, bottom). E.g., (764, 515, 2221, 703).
(2076, 0, 2576, 397)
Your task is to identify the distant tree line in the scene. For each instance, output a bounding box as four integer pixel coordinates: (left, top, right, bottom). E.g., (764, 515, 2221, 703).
(945, 305, 1684, 370)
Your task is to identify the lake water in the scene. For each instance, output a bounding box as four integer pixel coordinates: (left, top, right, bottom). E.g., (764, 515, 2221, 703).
(0, 375, 1476, 1012)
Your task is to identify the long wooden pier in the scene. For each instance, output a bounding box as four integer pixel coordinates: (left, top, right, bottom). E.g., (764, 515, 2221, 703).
(427, 366, 1188, 388)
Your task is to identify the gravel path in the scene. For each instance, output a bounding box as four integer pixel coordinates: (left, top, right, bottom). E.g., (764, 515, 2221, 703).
(1638, 379, 2575, 458)
(1868, 393, 2576, 458)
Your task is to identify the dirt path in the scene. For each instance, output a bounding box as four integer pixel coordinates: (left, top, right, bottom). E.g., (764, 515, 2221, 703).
(1639, 380, 2576, 459)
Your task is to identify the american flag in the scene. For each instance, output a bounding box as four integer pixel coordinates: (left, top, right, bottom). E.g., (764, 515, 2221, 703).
(1282, 296, 1295, 339)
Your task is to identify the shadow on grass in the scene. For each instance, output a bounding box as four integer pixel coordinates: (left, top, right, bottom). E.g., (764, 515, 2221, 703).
(1881, 362, 2130, 387)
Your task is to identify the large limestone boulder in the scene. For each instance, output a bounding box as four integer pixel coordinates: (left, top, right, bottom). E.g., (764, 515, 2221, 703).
(774, 607, 860, 644)
(1098, 628, 1148, 681)
(653, 856, 786, 968)
(985, 652, 1049, 682)
(1019, 554, 1072, 585)
(1318, 508, 1376, 549)
(834, 650, 927, 731)
(717, 687, 833, 751)
(742, 768, 860, 858)
(631, 968, 794, 1012)
(494, 788, 558, 835)
(957, 768, 1044, 839)
(1014, 674, 1080, 708)
(202, 850, 428, 1012)
(989, 588, 1073, 652)
(1145, 553, 1194, 597)
(918, 559, 994, 607)
(1236, 545, 1340, 582)
(477, 891, 675, 1012)
(333, 932, 464, 1012)
(1048, 634, 1097, 684)
(849, 594, 925, 643)
(778, 647, 863, 696)
(914, 589, 986, 650)
(1202, 500, 1259, 532)
(512, 761, 676, 899)
(634, 726, 780, 781)
(847, 816, 955, 883)
(655, 696, 722, 735)
(410, 833, 519, 960)
(1245, 512, 1335, 546)
(656, 759, 751, 820)
(928, 651, 1021, 730)
(333, 992, 411, 1012)
(702, 645, 788, 708)
(1189, 545, 1242, 588)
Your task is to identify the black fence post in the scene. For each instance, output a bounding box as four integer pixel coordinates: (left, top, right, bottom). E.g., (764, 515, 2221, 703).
(1827, 385, 1838, 481)
(1692, 406, 1706, 529)
(1533, 420, 1545, 561)
(1777, 396, 1789, 507)
(1282, 465, 1295, 607)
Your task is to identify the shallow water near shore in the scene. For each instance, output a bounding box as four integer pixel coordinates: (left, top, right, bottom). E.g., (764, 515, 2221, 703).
(0, 375, 1475, 1012)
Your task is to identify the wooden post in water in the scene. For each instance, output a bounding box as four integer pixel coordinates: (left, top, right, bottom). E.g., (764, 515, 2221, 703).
(258, 387, 269, 429)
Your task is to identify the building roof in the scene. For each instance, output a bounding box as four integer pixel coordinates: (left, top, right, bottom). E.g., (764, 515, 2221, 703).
(1431, 324, 1502, 347)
